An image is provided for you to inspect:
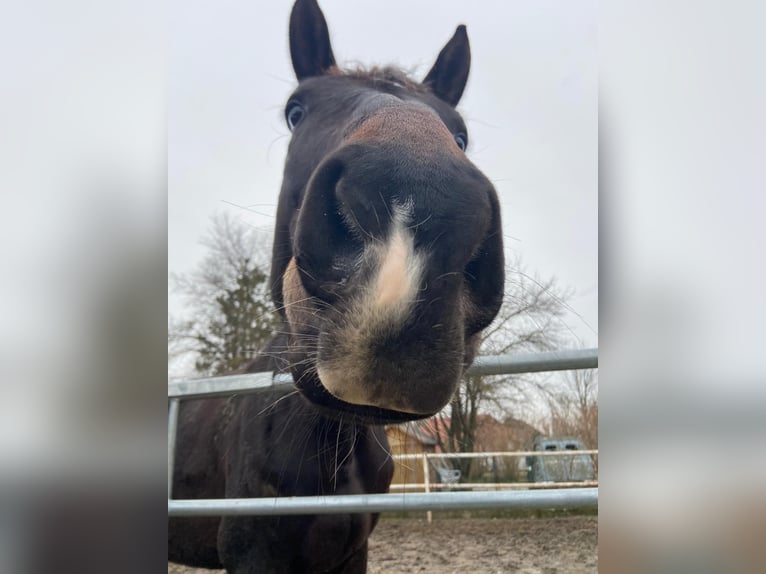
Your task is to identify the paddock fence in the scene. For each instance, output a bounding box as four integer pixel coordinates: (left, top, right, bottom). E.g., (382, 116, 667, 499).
(389, 450, 599, 492)
(168, 348, 598, 517)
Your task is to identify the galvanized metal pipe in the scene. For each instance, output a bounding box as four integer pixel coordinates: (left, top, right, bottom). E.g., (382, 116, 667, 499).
(167, 398, 180, 499)
(168, 488, 598, 517)
(167, 371, 290, 399)
(167, 349, 598, 399)
(467, 348, 598, 376)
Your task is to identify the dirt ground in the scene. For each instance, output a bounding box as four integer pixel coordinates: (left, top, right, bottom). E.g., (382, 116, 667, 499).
(168, 515, 597, 573)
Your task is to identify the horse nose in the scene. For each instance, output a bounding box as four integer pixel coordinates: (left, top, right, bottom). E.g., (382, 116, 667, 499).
(295, 152, 410, 299)
(292, 143, 427, 304)
(289, 115, 502, 415)
(294, 138, 491, 304)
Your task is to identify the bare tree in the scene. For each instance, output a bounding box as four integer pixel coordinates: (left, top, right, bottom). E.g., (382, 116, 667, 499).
(433, 256, 574, 479)
(168, 213, 277, 376)
(544, 369, 598, 449)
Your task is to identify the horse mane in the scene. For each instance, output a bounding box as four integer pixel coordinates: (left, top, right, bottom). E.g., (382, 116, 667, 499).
(326, 65, 430, 95)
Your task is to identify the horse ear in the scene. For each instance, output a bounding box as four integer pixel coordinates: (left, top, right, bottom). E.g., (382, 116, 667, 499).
(423, 25, 471, 107)
(289, 0, 337, 80)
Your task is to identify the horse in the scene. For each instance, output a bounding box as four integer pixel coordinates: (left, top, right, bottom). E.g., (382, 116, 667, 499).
(168, 0, 505, 571)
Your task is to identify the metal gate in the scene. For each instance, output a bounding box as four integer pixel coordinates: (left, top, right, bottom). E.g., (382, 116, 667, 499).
(168, 348, 598, 517)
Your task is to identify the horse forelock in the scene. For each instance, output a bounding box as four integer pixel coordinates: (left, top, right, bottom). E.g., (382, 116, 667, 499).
(324, 65, 429, 95)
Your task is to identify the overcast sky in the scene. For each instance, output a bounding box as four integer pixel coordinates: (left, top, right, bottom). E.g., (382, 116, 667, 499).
(169, 0, 597, 361)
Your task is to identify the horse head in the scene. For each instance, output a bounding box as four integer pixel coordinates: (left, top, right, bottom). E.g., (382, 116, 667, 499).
(271, 0, 505, 423)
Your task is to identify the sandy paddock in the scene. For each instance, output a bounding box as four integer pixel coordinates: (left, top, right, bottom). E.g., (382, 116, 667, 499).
(169, 515, 597, 573)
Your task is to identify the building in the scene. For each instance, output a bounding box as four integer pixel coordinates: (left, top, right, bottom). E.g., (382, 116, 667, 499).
(385, 414, 543, 487)
(385, 421, 439, 489)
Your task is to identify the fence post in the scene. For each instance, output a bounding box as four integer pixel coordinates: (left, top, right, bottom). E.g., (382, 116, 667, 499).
(168, 398, 180, 499)
(423, 453, 432, 524)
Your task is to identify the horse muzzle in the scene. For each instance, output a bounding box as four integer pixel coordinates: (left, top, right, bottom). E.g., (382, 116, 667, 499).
(282, 103, 504, 419)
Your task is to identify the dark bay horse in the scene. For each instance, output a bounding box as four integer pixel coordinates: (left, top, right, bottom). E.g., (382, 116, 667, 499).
(168, 0, 504, 571)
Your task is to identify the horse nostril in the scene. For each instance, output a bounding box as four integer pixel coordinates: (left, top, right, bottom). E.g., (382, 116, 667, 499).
(293, 159, 362, 303)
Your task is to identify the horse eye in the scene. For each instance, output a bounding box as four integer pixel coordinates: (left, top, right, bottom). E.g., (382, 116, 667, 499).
(454, 133, 467, 152)
(286, 102, 306, 130)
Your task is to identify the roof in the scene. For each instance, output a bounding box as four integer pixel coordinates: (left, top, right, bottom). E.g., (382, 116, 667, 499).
(387, 420, 439, 446)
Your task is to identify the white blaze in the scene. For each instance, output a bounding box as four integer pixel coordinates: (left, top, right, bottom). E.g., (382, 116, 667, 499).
(317, 201, 425, 411)
(371, 203, 422, 317)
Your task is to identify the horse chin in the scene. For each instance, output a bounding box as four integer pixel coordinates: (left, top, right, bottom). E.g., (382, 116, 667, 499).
(293, 372, 434, 424)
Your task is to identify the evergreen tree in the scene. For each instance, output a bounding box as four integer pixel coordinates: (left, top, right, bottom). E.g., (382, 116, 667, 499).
(169, 213, 277, 376)
(193, 260, 275, 375)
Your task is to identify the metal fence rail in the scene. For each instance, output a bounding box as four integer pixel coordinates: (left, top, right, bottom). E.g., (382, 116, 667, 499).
(167, 348, 598, 516)
(169, 488, 597, 517)
(393, 449, 599, 460)
(168, 348, 598, 399)
(388, 481, 599, 491)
